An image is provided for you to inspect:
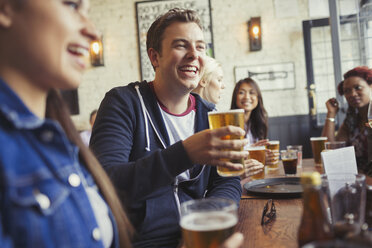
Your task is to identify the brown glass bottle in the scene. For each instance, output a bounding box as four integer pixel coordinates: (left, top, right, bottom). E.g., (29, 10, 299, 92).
(298, 172, 333, 247)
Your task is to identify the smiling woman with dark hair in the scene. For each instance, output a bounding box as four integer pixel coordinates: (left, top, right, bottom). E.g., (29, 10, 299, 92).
(322, 66, 372, 173)
(231, 77, 268, 144)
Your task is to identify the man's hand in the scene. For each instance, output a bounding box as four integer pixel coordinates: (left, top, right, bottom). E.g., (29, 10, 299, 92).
(183, 126, 248, 171)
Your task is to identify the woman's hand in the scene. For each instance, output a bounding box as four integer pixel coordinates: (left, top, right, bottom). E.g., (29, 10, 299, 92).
(265, 148, 279, 166)
(242, 159, 264, 177)
(325, 98, 339, 116)
(252, 139, 269, 147)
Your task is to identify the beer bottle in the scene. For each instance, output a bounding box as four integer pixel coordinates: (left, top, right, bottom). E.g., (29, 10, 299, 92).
(298, 172, 333, 247)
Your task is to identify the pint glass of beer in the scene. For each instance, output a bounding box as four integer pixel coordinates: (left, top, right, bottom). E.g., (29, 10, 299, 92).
(180, 198, 238, 248)
(310, 137, 328, 166)
(265, 140, 280, 169)
(247, 146, 266, 180)
(208, 109, 245, 177)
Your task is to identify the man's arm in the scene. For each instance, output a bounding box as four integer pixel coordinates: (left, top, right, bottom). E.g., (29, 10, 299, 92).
(205, 167, 242, 204)
(90, 87, 247, 203)
(90, 88, 193, 202)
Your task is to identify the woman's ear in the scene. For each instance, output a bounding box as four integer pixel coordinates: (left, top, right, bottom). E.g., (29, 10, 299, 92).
(0, 1, 13, 28)
(199, 80, 207, 87)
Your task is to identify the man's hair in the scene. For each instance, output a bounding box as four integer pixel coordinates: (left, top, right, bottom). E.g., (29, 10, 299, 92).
(146, 8, 202, 54)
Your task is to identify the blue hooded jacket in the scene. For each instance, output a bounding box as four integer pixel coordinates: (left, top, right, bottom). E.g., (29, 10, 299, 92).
(90, 81, 242, 248)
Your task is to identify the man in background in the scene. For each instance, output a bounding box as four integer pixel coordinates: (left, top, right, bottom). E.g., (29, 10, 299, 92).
(80, 109, 97, 146)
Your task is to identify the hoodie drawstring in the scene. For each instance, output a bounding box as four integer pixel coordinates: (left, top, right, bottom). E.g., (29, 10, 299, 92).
(135, 85, 167, 150)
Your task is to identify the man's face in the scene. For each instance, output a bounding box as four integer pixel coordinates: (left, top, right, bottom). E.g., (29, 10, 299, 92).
(151, 22, 206, 94)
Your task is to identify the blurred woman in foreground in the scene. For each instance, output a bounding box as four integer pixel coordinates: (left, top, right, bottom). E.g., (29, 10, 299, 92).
(0, 1, 244, 247)
(0, 0, 132, 247)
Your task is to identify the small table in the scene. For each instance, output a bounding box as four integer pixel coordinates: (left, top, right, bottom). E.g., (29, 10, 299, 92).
(236, 158, 372, 248)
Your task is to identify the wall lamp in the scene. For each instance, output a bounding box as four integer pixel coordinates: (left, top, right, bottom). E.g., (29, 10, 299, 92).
(90, 36, 104, 67)
(248, 17, 262, 51)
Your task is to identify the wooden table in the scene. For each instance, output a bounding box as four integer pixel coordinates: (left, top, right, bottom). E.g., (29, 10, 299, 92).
(236, 159, 372, 248)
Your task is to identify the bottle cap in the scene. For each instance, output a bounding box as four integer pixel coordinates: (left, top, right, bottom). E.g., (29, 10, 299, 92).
(301, 172, 321, 186)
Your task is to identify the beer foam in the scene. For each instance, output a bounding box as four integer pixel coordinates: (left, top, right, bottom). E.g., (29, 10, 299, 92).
(310, 137, 327, 141)
(180, 212, 237, 231)
(247, 146, 266, 151)
(208, 109, 244, 115)
(268, 140, 279, 144)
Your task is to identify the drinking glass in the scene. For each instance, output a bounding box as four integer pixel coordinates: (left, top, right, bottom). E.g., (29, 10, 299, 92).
(365, 185, 372, 229)
(248, 146, 266, 179)
(324, 141, 346, 150)
(208, 109, 245, 177)
(321, 173, 366, 239)
(280, 149, 297, 175)
(180, 198, 238, 248)
(287, 145, 303, 168)
(266, 140, 280, 170)
(310, 137, 328, 166)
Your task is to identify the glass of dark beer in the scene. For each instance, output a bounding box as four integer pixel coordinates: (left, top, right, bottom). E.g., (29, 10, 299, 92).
(180, 198, 238, 248)
(280, 149, 297, 175)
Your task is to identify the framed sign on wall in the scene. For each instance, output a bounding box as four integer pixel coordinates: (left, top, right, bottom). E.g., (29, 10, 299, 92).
(135, 0, 214, 82)
(234, 62, 296, 91)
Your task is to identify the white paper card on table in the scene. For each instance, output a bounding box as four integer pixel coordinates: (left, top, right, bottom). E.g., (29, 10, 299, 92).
(321, 146, 358, 175)
(321, 146, 358, 197)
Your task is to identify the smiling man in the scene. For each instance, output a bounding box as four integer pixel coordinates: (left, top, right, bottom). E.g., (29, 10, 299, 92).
(90, 8, 247, 248)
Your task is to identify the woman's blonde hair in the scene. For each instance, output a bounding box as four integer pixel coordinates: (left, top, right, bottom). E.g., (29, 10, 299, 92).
(200, 56, 222, 84)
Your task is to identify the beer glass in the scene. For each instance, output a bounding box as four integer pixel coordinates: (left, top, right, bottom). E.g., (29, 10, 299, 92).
(287, 145, 303, 168)
(324, 141, 346, 150)
(180, 198, 238, 248)
(280, 150, 297, 175)
(208, 109, 245, 177)
(248, 146, 266, 179)
(266, 140, 280, 169)
(310, 137, 328, 166)
(321, 173, 366, 239)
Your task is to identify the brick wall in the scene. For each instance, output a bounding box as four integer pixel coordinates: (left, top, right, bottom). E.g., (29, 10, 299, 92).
(73, 0, 311, 130)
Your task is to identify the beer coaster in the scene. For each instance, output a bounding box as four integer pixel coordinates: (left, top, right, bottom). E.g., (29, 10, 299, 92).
(244, 177, 302, 198)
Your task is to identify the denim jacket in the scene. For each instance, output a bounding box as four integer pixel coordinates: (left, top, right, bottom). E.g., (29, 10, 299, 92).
(0, 79, 118, 248)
